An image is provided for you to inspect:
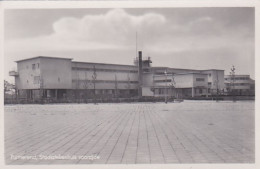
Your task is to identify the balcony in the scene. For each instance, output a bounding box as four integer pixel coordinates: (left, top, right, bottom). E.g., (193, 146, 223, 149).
(9, 71, 19, 76)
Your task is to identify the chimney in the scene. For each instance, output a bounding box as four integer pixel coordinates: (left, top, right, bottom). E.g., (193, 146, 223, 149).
(138, 51, 142, 98)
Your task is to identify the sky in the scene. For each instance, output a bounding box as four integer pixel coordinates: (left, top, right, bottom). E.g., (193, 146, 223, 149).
(4, 7, 255, 83)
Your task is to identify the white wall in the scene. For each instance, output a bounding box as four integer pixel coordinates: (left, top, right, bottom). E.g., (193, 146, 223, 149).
(16, 58, 41, 89)
(41, 58, 72, 89)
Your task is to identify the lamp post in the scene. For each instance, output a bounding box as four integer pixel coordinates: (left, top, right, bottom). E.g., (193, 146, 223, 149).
(164, 70, 167, 104)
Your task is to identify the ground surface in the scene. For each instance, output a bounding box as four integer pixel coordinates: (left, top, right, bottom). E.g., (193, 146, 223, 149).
(4, 101, 255, 164)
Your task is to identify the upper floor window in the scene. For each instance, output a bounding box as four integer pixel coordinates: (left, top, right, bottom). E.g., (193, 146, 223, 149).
(196, 78, 205, 82)
(32, 64, 36, 70)
(37, 63, 40, 68)
(208, 73, 211, 77)
(34, 76, 40, 84)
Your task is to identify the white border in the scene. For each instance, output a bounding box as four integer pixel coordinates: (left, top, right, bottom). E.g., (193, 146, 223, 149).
(0, 1, 259, 169)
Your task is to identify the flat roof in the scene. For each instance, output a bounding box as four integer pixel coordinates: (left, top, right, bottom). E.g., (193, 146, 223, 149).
(151, 67, 224, 72)
(151, 67, 198, 71)
(15, 56, 73, 62)
(72, 61, 137, 68)
(225, 74, 250, 77)
(201, 69, 224, 71)
(154, 72, 208, 76)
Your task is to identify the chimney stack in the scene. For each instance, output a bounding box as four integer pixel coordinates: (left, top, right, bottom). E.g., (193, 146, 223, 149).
(138, 51, 143, 98)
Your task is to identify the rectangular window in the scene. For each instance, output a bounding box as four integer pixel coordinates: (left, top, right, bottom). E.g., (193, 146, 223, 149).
(33, 76, 40, 84)
(32, 64, 36, 70)
(37, 63, 40, 68)
(196, 78, 205, 82)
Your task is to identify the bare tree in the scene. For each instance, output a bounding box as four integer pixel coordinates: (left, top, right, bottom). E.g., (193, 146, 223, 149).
(4, 80, 8, 93)
(83, 71, 89, 103)
(125, 73, 131, 97)
(114, 74, 118, 100)
(92, 65, 97, 104)
(150, 74, 155, 98)
(230, 65, 236, 100)
(40, 77, 44, 104)
(75, 68, 80, 103)
(213, 70, 219, 101)
(169, 74, 176, 100)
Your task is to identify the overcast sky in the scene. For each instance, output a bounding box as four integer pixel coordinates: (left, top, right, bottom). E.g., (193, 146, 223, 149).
(4, 7, 255, 82)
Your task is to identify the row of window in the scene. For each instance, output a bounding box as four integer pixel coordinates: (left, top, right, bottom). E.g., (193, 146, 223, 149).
(31, 63, 40, 70)
(226, 83, 250, 86)
(154, 79, 172, 83)
(196, 78, 205, 82)
(72, 79, 138, 84)
(72, 67, 138, 73)
(225, 77, 249, 80)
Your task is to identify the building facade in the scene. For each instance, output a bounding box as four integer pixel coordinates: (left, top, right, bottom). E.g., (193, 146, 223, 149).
(224, 75, 255, 96)
(10, 54, 227, 101)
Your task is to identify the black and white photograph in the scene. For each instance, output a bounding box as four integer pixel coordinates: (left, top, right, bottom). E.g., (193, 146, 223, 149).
(1, 2, 257, 168)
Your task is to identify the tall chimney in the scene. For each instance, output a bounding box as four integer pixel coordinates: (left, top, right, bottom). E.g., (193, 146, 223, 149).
(138, 51, 142, 98)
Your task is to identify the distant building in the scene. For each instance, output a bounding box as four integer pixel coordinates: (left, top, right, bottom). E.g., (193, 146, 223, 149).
(9, 54, 226, 100)
(224, 75, 255, 96)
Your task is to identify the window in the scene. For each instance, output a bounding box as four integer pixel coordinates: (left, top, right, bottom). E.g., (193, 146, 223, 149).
(34, 76, 40, 84)
(196, 78, 205, 82)
(37, 63, 40, 68)
(58, 77, 60, 82)
(199, 89, 203, 94)
(208, 82, 212, 85)
(32, 64, 36, 70)
(208, 73, 211, 77)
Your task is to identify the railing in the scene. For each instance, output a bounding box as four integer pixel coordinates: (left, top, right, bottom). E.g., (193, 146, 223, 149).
(9, 71, 19, 76)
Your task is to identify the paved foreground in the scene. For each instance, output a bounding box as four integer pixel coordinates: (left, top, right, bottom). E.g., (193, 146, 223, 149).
(4, 101, 254, 164)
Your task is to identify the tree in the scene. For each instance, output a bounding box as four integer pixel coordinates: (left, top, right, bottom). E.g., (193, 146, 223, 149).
(114, 74, 118, 100)
(75, 68, 80, 103)
(213, 70, 219, 95)
(92, 65, 97, 104)
(4, 80, 9, 93)
(150, 74, 155, 98)
(125, 73, 131, 97)
(40, 77, 44, 104)
(229, 65, 236, 97)
(169, 74, 176, 100)
(83, 71, 90, 103)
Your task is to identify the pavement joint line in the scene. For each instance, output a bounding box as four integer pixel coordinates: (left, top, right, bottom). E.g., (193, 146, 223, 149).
(77, 110, 131, 164)
(47, 110, 123, 164)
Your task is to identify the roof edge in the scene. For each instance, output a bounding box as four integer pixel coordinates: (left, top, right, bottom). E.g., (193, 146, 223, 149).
(15, 56, 73, 62)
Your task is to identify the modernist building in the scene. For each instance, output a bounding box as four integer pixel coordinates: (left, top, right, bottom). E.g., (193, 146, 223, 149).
(9, 53, 225, 100)
(224, 75, 255, 96)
